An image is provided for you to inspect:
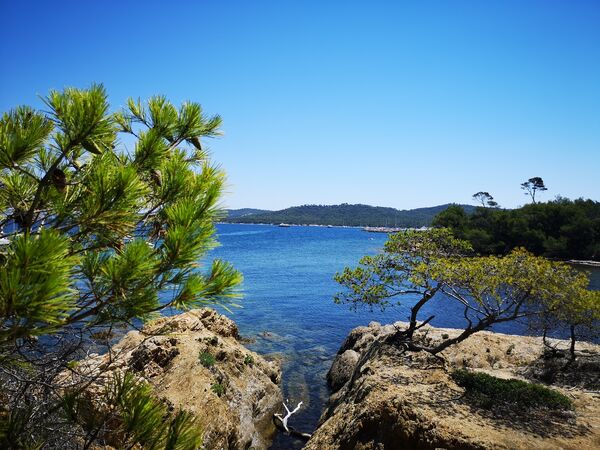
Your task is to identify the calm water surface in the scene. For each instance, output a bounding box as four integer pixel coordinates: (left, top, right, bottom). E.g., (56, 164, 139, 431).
(207, 224, 599, 450)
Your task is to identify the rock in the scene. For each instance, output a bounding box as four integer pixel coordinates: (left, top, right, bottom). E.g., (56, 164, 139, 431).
(67, 309, 282, 450)
(327, 349, 359, 392)
(306, 322, 600, 450)
(130, 336, 180, 372)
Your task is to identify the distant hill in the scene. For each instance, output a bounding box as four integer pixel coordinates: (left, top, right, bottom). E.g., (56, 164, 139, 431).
(226, 208, 272, 218)
(225, 203, 476, 227)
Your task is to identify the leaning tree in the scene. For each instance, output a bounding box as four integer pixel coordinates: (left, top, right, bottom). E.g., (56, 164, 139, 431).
(335, 228, 595, 355)
(0, 85, 241, 448)
(472, 191, 498, 208)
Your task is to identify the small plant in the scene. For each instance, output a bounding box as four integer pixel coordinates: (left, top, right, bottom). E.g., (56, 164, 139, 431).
(199, 351, 216, 368)
(451, 369, 572, 410)
(442, 333, 449, 340)
(211, 382, 225, 397)
(66, 360, 79, 370)
(244, 354, 255, 366)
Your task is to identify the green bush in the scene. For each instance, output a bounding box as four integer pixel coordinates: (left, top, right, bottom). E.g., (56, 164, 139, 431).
(210, 383, 225, 397)
(243, 354, 255, 366)
(451, 369, 572, 410)
(199, 352, 216, 368)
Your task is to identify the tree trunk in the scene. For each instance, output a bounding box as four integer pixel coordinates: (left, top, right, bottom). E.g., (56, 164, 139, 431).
(542, 326, 547, 346)
(569, 325, 577, 361)
(429, 320, 490, 355)
(406, 289, 437, 340)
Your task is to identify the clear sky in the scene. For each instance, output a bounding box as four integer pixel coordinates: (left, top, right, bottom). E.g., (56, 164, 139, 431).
(1, 1, 599, 210)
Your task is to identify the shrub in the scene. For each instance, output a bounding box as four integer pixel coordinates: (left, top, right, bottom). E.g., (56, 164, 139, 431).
(199, 352, 216, 368)
(451, 369, 572, 410)
(243, 354, 255, 366)
(60, 372, 203, 450)
(210, 383, 225, 397)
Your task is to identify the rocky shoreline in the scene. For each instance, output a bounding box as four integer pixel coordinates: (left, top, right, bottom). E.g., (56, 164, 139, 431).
(67, 309, 282, 450)
(67, 311, 600, 449)
(304, 321, 600, 450)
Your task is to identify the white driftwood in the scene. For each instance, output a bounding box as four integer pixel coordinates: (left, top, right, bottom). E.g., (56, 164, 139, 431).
(274, 400, 303, 433)
(273, 399, 312, 439)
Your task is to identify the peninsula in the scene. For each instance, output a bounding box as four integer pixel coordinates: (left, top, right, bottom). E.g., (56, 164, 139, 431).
(225, 203, 475, 228)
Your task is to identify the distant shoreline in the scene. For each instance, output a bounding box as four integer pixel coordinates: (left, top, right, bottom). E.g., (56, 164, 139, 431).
(217, 223, 600, 265)
(217, 221, 363, 229)
(567, 259, 600, 267)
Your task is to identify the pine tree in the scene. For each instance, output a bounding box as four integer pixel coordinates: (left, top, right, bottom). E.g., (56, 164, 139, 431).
(335, 228, 596, 355)
(0, 84, 241, 448)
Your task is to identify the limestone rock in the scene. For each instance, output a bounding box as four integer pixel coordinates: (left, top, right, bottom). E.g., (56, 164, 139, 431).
(306, 322, 600, 450)
(70, 308, 282, 450)
(326, 349, 359, 392)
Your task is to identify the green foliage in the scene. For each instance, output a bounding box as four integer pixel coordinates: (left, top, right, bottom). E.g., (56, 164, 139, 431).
(433, 198, 600, 260)
(472, 191, 498, 208)
(335, 228, 596, 354)
(62, 372, 202, 450)
(0, 85, 240, 447)
(0, 229, 79, 341)
(335, 228, 472, 311)
(548, 288, 600, 328)
(451, 369, 572, 410)
(0, 404, 44, 450)
(0, 84, 241, 339)
(431, 248, 590, 315)
(226, 208, 271, 218)
(0, 106, 53, 168)
(521, 176, 548, 204)
(244, 354, 255, 366)
(210, 382, 225, 397)
(199, 351, 216, 368)
(228, 203, 475, 227)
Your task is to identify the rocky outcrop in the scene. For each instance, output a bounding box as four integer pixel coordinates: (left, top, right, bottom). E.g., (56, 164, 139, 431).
(327, 349, 359, 392)
(306, 321, 600, 450)
(71, 309, 282, 450)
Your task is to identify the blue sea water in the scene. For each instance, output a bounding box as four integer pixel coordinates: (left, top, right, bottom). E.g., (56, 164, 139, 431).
(206, 223, 599, 450)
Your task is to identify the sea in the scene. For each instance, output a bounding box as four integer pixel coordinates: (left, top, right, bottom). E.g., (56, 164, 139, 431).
(205, 223, 599, 450)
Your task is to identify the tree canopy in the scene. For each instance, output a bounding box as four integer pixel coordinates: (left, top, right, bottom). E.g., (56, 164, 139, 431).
(521, 177, 548, 204)
(432, 198, 600, 260)
(335, 228, 598, 355)
(0, 85, 241, 448)
(472, 191, 498, 208)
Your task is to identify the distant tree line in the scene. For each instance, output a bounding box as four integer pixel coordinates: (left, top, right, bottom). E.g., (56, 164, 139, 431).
(227, 203, 476, 227)
(433, 197, 600, 261)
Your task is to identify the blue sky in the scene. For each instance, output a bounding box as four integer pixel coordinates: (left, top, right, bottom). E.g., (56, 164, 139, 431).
(1, 1, 599, 210)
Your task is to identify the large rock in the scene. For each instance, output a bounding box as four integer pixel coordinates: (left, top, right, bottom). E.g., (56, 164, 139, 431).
(305, 322, 600, 450)
(326, 349, 359, 392)
(70, 308, 282, 450)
